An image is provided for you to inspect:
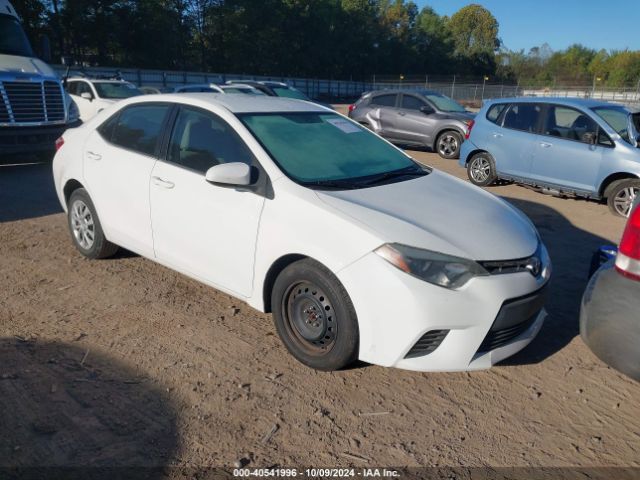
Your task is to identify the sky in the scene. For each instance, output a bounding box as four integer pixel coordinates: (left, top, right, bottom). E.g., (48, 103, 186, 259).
(415, 0, 639, 53)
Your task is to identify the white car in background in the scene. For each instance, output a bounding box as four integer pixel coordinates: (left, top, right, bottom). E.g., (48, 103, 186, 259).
(65, 77, 143, 121)
(173, 83, 265, 95)
(52, 94, 551, 372)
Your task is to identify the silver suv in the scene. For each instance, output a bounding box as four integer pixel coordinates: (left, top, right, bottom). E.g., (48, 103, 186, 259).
(348, 89, 475, 159)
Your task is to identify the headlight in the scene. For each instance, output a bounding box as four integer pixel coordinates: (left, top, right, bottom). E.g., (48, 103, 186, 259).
(375, 243, 488, 289)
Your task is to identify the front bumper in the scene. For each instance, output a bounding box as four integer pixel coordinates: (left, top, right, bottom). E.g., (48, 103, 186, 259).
(337, 250, 550, 371)
(580, 260, 640, 381)
(0, 121, 81, 157)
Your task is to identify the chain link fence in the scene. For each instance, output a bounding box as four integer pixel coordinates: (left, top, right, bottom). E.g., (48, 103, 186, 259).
(51, 65, 640, 108)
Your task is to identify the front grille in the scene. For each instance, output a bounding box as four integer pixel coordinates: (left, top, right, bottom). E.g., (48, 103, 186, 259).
(404, 330, 449, 359)
(477, 288, 547, 353)
(0, 80, 65, 124)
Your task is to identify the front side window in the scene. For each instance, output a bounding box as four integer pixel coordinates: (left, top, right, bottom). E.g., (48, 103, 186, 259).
(240, 112, 423, 186)
(0, 15, 33, 57)
(168, 107, 255, 173)
(592, 106, 632, 144)
(111, 104, 170, 156)
(401, 95, 426, 110)
(76, 82, 93, 97)
(543, 105, 599, 144)
(422, 92, 466, 113)
(370, 94, 397, 108)
(65, 81, 79, 96)
(502, 103, 541, 133)
(94, 82, 143, 99)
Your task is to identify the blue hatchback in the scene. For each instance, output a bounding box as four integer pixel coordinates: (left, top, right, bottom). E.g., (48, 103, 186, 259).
(459, 97, 640, 217)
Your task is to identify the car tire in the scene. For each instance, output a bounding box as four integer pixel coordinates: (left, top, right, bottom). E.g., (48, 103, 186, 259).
(606, 179, 640, 217)
(467, 152, 497, 187)
(67, 189, 119, 259)
(436, 130, 463, 159)
(271, 258, 359, 371)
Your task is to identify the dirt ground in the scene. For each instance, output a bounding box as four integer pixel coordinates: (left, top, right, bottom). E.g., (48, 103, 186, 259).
(1, 107, 640, 475)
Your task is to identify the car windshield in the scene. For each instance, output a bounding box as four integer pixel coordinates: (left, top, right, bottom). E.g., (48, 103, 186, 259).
(423, 92, 467, 113)
(0, 15, 34, 57)
(94, 82, 144, 99)
(271, 86, 310, 101)
(592, 106, 632, 143)
(239, 112, 426, 188)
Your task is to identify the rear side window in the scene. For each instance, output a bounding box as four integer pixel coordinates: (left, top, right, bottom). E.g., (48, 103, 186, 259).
(370, 94, 397, 107)
(400, 95, 426, 110)
(502, 103, 541, 133)
(486, 103, 507, 124)
(110, 104, 171, 156)
(167, 107, 255, 173)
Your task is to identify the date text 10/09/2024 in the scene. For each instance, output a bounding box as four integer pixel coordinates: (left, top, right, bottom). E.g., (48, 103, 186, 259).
(233, 468, 401, 478)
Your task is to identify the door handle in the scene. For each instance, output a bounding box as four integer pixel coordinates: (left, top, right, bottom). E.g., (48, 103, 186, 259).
(539, 142, 552, 148)
(398, 111, 406, 116)
(492, 133, 503, 138)
(151, 176, 175, 189)
(86, 151, 102, 161)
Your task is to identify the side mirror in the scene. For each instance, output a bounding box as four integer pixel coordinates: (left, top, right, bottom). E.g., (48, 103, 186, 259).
(80, 92, 93, 101)
(420, 105, 435, 115)
(205, 162, 251, 186)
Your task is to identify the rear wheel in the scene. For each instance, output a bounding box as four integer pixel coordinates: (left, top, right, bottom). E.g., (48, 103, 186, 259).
(271, 259, 359, 371)
(606, 179, 640, 217)
(68, 189, 119, 259)
(467, 152, 497, 187)
(436, 131, 463, 159)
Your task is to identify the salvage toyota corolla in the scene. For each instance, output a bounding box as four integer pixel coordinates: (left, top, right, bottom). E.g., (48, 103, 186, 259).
(52, 94, 551, 372)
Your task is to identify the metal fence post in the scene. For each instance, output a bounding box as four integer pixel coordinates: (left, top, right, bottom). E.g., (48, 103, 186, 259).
(451, 75, 456, 98)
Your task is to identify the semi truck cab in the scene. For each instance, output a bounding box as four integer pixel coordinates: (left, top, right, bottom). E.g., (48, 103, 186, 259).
(0, 0, 79, 160)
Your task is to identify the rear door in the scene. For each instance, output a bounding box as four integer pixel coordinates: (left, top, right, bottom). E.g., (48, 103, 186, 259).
(392, 93, 438, 146)
(529, 104, 604, 193)
(491, 103, 542, 178)
(367, 93, 398, 138)
(83, 103, 172, 257)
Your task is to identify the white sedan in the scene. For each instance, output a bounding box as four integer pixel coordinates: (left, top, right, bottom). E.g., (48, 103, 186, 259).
(52, 94, 551, 372)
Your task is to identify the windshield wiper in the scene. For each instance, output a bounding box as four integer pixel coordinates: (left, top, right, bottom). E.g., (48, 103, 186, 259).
(360, 166, 429, 186)
(301, 179, 368, 190)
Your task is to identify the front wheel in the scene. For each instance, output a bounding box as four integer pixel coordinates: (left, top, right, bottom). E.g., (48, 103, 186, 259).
(467, 152, 497, 187)
(607, 179, 640, 217)
(436, 131, 463, 159)
(271, 259, 359, 371)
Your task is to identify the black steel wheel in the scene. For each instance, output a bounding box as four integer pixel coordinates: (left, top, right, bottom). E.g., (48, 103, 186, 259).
(272, 259, 359, 371)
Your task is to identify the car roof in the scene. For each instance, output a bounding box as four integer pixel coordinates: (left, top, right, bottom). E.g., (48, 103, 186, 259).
(116, 92, 328, 114)
(364, 89, 442, 97)
(485, 96, 623, 109)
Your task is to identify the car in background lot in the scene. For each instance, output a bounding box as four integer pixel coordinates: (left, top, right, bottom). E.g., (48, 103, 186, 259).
(347, 89, 474, 159)
(460, 97, 640, 217)
(66, 77, 143, 122)
(52, 93, 550, 372)
(225, 80, 332, 108)
(173, 83, 265, 95)
(581, 196, 640, 381)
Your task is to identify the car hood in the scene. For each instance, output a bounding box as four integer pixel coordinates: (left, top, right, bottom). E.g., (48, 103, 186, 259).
(315, 170, 538, 261)
(0, 54, 56, 77)
(441, 111, 475, 122)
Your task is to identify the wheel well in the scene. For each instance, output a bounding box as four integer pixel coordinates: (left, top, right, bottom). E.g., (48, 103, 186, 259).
(262, 254, 308, 313)
(434, 128, 463, 147)
(63, 179, 85, 207)
(462, 149, 488, 166)
(599, 173, 639, 198)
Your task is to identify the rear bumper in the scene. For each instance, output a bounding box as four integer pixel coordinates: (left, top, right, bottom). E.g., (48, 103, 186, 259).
(0, 122, 80, 157)
(580, 260, 640, 381)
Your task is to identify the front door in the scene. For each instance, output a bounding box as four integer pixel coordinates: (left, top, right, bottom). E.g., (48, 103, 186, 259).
(392, 93, 437, 146)
(529, 104, 603, 193)
(149, 106, 265, 297)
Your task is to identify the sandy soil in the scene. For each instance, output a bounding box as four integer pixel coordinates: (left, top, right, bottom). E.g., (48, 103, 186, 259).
(1, 112, 639, 475)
